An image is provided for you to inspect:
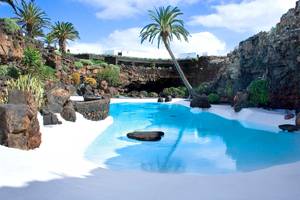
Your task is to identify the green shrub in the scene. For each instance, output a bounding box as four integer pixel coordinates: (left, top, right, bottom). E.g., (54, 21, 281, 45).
(0, 65, 9, 76)
(23, 47, 43, 73)
(74, 61, 84, 69)
(3, 18, 20, 33)
(196, 83, 210, 94)
(248, 80, 269, 106)
(208, 93, 220, 104)
(162, 87, 187, 98)
(97, 65, 120, 86)
(7, 75, 44, 108)
(225, 81, 234, 98)
(80, 59, 93, 66)
(23, 48, 57, 81)
(149, 92, 158, 98)
(92, 59, 107, 66)
(39, 65, 57, 81)
(0, 65, 21, 79)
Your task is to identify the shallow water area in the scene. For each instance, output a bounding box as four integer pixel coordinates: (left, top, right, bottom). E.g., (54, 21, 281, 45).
(85, 103, 300, 174)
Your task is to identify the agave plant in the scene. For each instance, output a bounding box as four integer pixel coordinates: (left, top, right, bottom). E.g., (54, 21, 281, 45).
(140, 6, 195, 97)
(7, 75, 44, 108)
(51, 21, 79, 54)
(16, 0, 50, 38)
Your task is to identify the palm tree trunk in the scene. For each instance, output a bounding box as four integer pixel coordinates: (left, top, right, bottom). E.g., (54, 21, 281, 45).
(59, 39, 66, 54)
(163, 40, 195, 98)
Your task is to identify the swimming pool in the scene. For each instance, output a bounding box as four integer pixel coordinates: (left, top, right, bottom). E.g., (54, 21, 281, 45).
(85, 103, 300, 174)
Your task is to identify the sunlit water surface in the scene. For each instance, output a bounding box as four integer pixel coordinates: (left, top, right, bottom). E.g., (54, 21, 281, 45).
(85, 103, 300, 174)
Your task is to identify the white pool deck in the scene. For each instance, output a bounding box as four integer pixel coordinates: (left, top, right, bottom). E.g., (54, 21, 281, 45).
(0, 98, 299, 200)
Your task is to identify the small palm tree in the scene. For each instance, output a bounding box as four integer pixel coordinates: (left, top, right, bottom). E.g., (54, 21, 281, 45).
(0, 0, 17, 12)
(44, 32, 56, 48)
(16, 0, 50, 38)
(51, 21, 79, 54)
(141, 6, 195, 97)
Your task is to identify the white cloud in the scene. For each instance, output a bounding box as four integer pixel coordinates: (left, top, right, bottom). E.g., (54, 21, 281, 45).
(69, 27, 226, 58)
(77, 0, 199, 19)
(189, 0, 298, 32)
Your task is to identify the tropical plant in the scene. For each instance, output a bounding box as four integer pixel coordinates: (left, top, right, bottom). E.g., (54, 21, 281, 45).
(7, 75, 44, 108)
(23, 47, 43, 73)
(39, 65, 57, 81)
(248, 79, 269, 106)
(140, 6, 194, 98)
(208, 93, 220, 104)
(225, 81, 234, 98)
(0, 65, 21, 78)
(195, 82, 211, 95)
(23, 47, 57, 81)
(162, 87, 187, 98)
(74, 61, 84, 69)
(16, 0, 50, 38)
(51, 21, 79, 54)
(80, 59, 93, 66)
(3, 18, 20, 33)
(96, 65, 120, 87)
(44, 32, 56, 48)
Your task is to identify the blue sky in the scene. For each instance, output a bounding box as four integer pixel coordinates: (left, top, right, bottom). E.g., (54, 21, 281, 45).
(0, 0, 297, 58)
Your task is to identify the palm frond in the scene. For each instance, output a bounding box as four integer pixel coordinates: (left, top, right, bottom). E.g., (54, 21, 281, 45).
(140, 5, 190, 48)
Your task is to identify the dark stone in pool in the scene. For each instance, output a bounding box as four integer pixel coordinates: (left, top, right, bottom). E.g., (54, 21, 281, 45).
(127, 131, 164, 142)
(279, 124, 300, 132)
(158, 97, 164, 103)
(83, 95, 103, 102)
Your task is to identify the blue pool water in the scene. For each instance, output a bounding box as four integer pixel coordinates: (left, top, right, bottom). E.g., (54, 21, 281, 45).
(85, 103, 300, 174)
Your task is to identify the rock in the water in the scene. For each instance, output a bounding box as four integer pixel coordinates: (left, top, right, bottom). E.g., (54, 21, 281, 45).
(190, 95, 211, 108)
(83, 95, 103, 102)
(284, 113, 295, 120)
(73, 98, 110, 121)
(158, 97, 164, 103)
(0, 104, 41, 150)
(296, 113, 300, 126)
(60, 101, 76, 122)
(233, 92, 250, 112)
(165, 95, 172, 102)
(279, 124, 300, 132)
(43, 111, 62, 126)
(127, 131, 165, 142)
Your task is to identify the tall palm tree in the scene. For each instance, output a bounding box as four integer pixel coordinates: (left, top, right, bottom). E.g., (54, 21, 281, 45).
(140, 6, 195, 97)
(0, 0, 17, 12)
(51, 21, 79, 54)
(16, 0, 50, 38)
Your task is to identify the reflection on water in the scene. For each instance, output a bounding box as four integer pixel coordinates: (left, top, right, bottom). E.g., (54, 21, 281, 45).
(85, 103, 300, 174)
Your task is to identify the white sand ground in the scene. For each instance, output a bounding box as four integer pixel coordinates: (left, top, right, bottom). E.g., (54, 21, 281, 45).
(0, 98, 299, 200)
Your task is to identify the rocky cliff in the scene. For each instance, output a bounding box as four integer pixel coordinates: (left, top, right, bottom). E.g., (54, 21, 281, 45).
(119, 56, 227, 93)
(0, 19, 25, 64)
(212, 0, 300, 109)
